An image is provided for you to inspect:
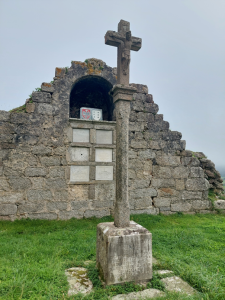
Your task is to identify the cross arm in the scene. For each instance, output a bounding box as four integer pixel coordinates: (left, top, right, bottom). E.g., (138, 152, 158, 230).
(105, 30, 142, 51)
(105, 31, 125, 47)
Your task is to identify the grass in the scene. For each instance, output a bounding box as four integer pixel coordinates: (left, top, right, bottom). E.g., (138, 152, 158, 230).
(0, 214, 225, 299)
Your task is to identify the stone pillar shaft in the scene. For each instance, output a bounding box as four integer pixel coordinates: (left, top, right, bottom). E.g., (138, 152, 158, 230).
(111, 85, 137, 227)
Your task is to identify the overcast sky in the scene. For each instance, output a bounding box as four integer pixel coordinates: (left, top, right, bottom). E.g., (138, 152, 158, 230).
(0, 0, 224, 174)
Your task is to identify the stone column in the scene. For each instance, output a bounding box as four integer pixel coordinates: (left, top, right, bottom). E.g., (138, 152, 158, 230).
(111, 84, 137, 227)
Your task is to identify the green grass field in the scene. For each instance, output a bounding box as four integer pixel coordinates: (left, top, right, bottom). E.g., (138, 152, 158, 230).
(0, 214, 225, 300)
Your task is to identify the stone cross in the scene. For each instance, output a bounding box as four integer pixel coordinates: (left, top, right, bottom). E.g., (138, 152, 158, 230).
(105, 21, 141, 227)
(105, 20, 142, 85)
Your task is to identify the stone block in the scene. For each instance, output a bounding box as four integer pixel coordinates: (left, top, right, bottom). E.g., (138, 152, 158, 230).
(129, 121, 145, 132)
(132, 197, 153, 209)
(95, 148, 112, 162)
(18, 202, 44, 213)
(138, 149, 155, 159)
(32, 145, 52, 155)
(32, 92, 51, 103)
(84, 209, 110, 218)
(181, 157, 200, 167)
(154, 198, 171, 207)
(192, 200, 211, 210)
(31, 177, 45, 189)
(27, 189, 52, 201)
(0, 193, 24, 204)
(0, 179, 10, 191)
(157, 188, 179, 198)
(28, 213, 57, 220)
(71, 200, 89, 210)
(25, 167, 48, 177)
(46, 201, 67, 211)
(96, 130, 112, 144)
(96, 221, 152, 285)
(41, 82, 55, 93)
(70, 166, 89, 182)
(151, 178, 175, 188)
(172, 166, 190, 178)
(40, 156, 60, 166)
(0, 110, 10, 121)
(190, 167, 204, 178)
(70, 147, 89, 161)
(73, 129, 90, 143)
(46, 178, 67, 190)
(131, 140, 147, 149)
(130, 187, 157, 199)
(26, 103, 35, 113)
(37, 103, 54, 115)
(156, 155, 180, 166)
(9, 177, 32, 191)
(96, 166, 113, 180)
(129, 179, 150, 190)
(214, 200, 225, 210)
(69, 185, 89, 200)
(92, 200, 114, 209)
(58, 210, 83, 220)
(95, 183, 115, 201)
(175, 179, 185, 190)
(144, 103, 159, 114)
(0, 204, 17, 215)
(171, 201, 192, 212)
(130, 83, 148, 94)
(153, 166, 172, 178)
(49, 167, 65, 178)
(186, 178, 210, 191)
(145, 94, 154, 103)
(130, 208, 159, 215)
(182, 191, 202, 200)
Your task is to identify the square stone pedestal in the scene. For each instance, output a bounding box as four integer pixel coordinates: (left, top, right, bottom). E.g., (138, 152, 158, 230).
(96, 221, 152, 285)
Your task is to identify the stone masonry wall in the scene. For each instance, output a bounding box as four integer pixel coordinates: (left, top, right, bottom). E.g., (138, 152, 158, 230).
(128, 84, 212, 215)
(0, 58, 222, 220)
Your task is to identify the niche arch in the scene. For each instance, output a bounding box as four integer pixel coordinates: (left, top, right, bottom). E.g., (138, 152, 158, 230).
(70, 75, 114, 121)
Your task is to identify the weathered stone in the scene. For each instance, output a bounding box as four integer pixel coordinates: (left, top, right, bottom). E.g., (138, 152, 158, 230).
(130, 207, 159, 215)
(40, 156, 60, 166)
(32, 145, 52, 155)
(9, 177, 32, 191)
(46, 178, 67, 190)
(144, 103, 159, 114)
(71, 200, 89, 210)
(97, 221, 152, 285)
(181, 157, 200, 167)
(130, 140, 147, 149)
(151, 178, 175, 188)
(130, 83, 148, 94)
(58, 210, 83, 220)
(190, 167, 204, 178)
(154, 198, 171, 207)
(172, 166, 190, 178)
(214, 200, 225, 210)
(46, 201, 67, 211)
(111, 289, 164, 299)
(0, 110, 10, 121)
(95, 183, 115, 201)
(192, 200, 211, 210)
(25, 167, 47, 177)
(41, 82, 55, 93)
(0, 179, 10, 191)
(69, 185, 89, 200)
(138, 149, 155, 159)
(161, 276, 195, 295)
(49, 167, 65, 178)
(18, 202, 44, 213)
(130, 187, 157, 199)
(153, 166, 172, 178)
(186, 178, 210, 191)
(32, 92, 51, 103)
(175, 179, 185, 190)
(28, 213, 57, 220)
(27, 189, 52, 201)
(171, 202, 192, 212)
(156, 155, 180, 166)
(26, 103, 35, 113)
(65, 267, 93, 296)
(84, 209, 110, 218)
(157, 188, 179, 197)
(37, 103, 55, 115)
(182, 191, 202, 200)
(0, 204, 17, 215)
(0, 192, 24, 204)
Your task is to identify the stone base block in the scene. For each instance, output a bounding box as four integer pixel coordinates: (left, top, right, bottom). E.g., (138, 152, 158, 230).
(96, 221, 152, 285)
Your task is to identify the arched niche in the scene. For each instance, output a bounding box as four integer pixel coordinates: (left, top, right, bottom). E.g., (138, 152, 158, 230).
(70, 75, 114, 121)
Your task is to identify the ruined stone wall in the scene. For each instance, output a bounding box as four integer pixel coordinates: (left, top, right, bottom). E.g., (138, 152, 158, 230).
(0, 59, 222, 220)
(128, 84, 212, 215)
